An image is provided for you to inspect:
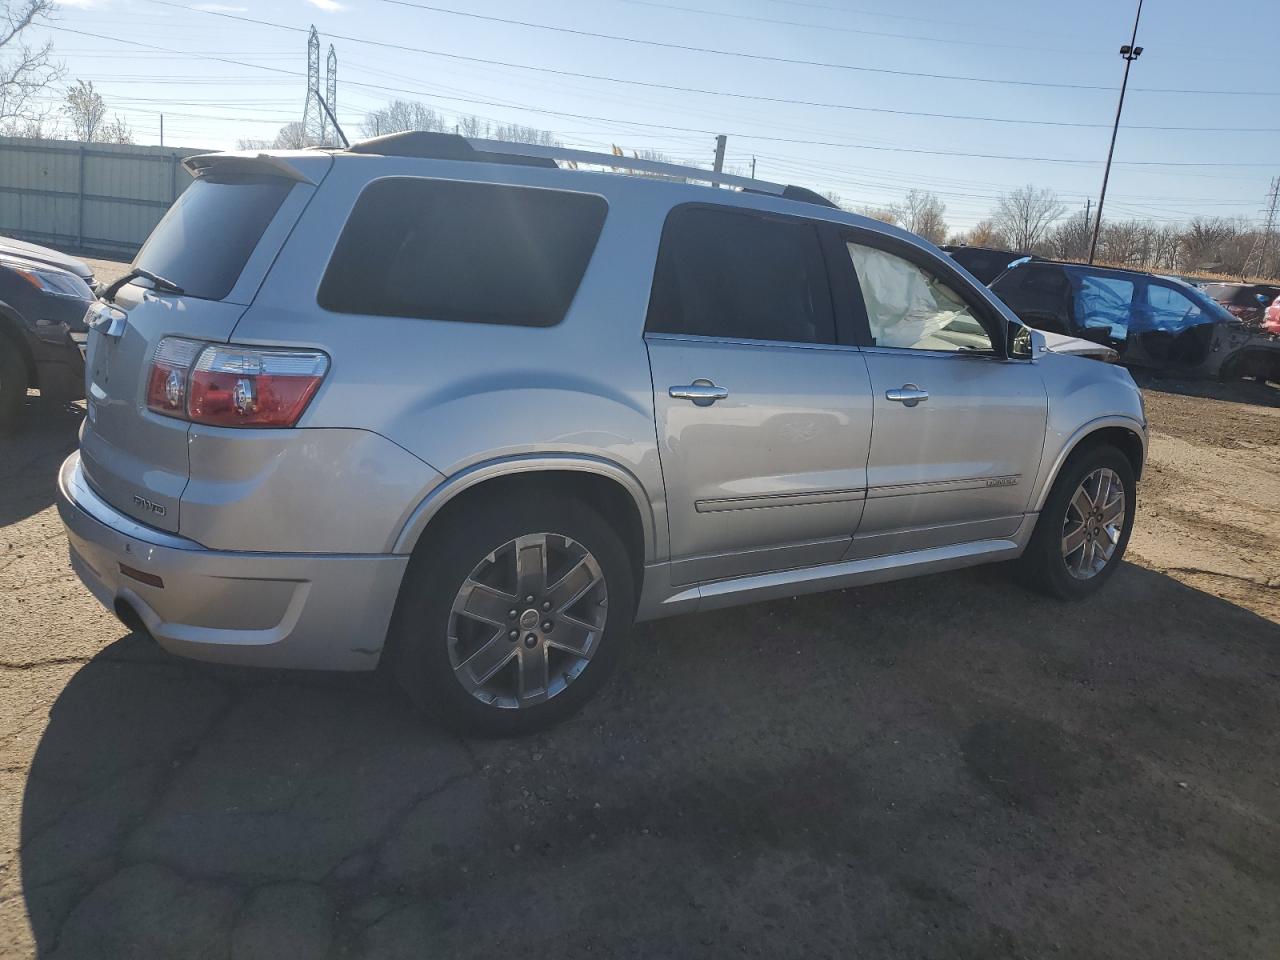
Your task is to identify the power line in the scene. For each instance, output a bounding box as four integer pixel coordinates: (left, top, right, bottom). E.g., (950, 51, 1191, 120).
(366, 0, 1280, 97)
(616, 0, 1113, 56)
(44, 24, 1280, 172)
(135, 1, 1280, 132)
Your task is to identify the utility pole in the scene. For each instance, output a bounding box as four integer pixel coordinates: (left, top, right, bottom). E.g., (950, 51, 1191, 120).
(712, 134, 726, 174)
(1088, 0, 1144, 265)
(159, 113, 164, 148)
(1243, 176, 1280, 280)
(750, 155, 756, 179)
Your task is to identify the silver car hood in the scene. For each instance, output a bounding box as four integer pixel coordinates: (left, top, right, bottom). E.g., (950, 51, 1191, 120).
(1040, 330, 1119, 362)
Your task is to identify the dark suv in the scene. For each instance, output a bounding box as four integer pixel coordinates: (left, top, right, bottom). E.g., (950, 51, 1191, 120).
(989, 259, 1278, 381)
(941, 245, 1022, 285)
(0, 236, 97, 429)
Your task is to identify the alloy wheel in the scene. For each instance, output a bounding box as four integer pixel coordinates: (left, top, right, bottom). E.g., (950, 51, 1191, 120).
(1061, 466, 1126, 580)
(447, 533, 608, 709)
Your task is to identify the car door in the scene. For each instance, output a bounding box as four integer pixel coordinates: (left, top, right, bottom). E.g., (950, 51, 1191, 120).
(645, 204, 874, 585)
(831, 231, 1047, 559)
(1125, 278, 1218, 370)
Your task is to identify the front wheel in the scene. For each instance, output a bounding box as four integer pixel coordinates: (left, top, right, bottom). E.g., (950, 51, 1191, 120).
(385, 494, 634, 736)
(1020, 445, 1136, 600)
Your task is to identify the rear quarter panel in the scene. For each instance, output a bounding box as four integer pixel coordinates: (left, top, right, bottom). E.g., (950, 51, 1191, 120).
(229, 158, 670, 560)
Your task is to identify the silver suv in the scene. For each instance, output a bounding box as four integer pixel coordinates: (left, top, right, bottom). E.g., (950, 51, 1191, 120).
(57, 133, 1147, 735)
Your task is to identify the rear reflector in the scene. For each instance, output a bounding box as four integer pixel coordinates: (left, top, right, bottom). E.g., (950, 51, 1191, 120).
(145, 338, 329, 428)
(119, 563, 164, 588)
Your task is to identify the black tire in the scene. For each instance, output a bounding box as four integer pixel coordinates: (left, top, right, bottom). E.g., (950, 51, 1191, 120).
(0, 341, 27, 434)
(384, 493, 634, 737)
(1019, 444, 1136, 600)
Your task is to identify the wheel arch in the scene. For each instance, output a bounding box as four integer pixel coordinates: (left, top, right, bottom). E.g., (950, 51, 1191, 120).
(393, 455, 659, 581)
(1033, 417, 1146, 512)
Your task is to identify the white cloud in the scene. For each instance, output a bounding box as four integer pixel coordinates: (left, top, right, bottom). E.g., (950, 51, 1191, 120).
(305, 0, 345, 10)
(193, 3, 250, 10)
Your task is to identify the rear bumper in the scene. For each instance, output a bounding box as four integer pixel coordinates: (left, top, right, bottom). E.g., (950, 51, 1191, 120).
(56, 451, 408, 671)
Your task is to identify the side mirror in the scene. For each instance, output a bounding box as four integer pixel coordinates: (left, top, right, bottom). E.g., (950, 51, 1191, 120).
(1008, 319, 1044, 359)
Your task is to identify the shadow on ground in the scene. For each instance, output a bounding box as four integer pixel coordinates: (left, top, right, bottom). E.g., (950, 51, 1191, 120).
(19, 562, 1280, 959)
(1131, 369, 1280, 407)
(0, 398, 83, 528)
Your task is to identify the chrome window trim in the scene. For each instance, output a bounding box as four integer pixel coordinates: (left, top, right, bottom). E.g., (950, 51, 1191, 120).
(643, 331, 862, 354)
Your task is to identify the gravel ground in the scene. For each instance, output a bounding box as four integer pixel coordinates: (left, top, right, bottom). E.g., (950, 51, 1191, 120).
(0, 292, 1277, 957)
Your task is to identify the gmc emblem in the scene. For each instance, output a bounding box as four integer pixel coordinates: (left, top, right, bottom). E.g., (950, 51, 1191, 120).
(132, 494, 167, 517)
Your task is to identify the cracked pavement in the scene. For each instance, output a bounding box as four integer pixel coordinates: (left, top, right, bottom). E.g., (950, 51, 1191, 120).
(1, 376, 1279, 957)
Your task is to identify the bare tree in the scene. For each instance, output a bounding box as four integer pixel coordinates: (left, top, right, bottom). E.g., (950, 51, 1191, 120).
(854, 205, 898, 226)
(960, 219, 1004, 247)
(491, 121, 559, 146)
(819, 191, 847, 210)
(100, 114, 132, 144)
(992, 185, 1065, 252)
(1149, 226, 1181, 272)
(63, 78, 109, 142)
(1049, 211, 1092, 262)
(361, 99, 444, 138)
(1099, 219, 1148, 266)
(1179, 217, 1235, 272)
(890, 189, 947, 244)
(0, 0, 62, 131)
(237, 121, 312, 151)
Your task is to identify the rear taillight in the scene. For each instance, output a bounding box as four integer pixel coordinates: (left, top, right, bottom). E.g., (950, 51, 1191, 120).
(145, 337, 329, 428)
(145, 337, 203, 418)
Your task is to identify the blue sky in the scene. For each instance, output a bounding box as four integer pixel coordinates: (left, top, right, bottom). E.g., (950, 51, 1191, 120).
(26, 0, 1280, 232)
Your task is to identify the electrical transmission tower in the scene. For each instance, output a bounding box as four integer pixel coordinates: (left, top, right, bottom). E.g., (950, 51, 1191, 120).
(325, 44, 337, 144)
(302, 25, 325, 145)
(1243, 177, 1280, 281)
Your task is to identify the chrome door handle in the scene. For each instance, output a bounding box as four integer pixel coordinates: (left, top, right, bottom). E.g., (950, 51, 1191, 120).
(885, 383, 928, 407)
(669, 379, 729, 406)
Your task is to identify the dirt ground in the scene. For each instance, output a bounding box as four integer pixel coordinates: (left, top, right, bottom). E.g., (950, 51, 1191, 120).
(1, 327, 1278, 956)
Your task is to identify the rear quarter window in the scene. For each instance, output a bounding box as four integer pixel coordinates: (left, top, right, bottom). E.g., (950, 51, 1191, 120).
(135, 177, 293, 301)
(318, 178, 607, 327)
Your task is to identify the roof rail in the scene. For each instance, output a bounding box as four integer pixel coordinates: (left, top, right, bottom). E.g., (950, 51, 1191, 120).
(345, 131, 838, 208)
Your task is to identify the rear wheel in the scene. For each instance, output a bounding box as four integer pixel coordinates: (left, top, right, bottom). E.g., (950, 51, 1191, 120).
(1020, 445, 1135, 600)
(0, 342, 27, 434)
(385, 494, 633, 736)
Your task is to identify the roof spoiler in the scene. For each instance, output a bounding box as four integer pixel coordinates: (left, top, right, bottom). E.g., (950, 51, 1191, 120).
(182, 153, 320, 184)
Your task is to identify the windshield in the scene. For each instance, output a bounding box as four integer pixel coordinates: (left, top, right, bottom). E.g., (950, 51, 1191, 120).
(134, 177, 292, 301)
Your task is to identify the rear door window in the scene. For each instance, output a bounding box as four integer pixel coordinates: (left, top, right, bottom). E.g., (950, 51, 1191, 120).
(1071, 273, 1135, 339)
(645, 205, 834, 344)
(319, 178, 607, 327)
(135, 177, 293, 301)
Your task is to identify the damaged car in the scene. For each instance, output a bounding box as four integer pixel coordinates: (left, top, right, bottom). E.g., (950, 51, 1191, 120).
(0, 236, 97, 429)
(988, 259, 1279, 382)
(1202, 281, 1280, 328)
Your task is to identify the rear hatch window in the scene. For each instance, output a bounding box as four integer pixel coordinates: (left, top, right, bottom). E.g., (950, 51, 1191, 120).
(318, 178, 607, 327)
(134, 177, 293, 302)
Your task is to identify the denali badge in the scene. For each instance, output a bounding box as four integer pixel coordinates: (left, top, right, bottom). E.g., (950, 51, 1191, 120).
(132, 494, 167, 517)
(985, 477, 1017, 488)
